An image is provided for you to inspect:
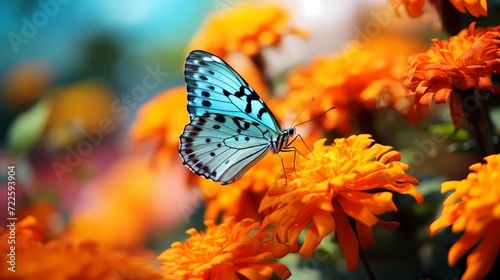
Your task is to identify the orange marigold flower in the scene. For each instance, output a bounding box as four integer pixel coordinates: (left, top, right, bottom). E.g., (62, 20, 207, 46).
(158, 217, 291, 280)
(389, 0, 431, 17)
(448, 0, 488, 17)
(285, 35, 424, 133)
(130, 86, 189, 163)
(188, 2, 307, 58)
(405, 22, 500, 129)
(389, 0, 487, 17)
(259, 135, 423, 271)
(429, 154, 500, 280)
(0, 217, 163, 279)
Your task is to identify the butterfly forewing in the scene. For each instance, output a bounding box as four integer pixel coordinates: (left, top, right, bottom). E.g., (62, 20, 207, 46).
(184, 50, 281, 133)
(179, 50, 293, 184)
(179, 113, 275, 184)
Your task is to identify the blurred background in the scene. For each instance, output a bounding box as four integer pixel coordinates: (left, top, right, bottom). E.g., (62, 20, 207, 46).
(1, 0, 500, 279)
(0, 0, 216, 246)
(0, 0, 397, 234)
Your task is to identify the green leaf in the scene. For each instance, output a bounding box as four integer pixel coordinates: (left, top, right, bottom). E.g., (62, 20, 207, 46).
(7, 99, 51, 154)
(490, 106, 500, 128)
(428, 123, 469, 141)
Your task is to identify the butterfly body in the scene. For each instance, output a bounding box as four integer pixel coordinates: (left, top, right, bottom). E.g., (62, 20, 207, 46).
(179, 50, 294, 184)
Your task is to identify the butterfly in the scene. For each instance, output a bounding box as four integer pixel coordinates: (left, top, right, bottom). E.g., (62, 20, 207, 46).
(179, 50, 296, 185)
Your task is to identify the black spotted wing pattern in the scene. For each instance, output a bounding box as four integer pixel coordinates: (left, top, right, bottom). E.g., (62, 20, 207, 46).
(179, 113, 273, 185)
(179, 50, 295, 184)
(184, 50, 281, 133)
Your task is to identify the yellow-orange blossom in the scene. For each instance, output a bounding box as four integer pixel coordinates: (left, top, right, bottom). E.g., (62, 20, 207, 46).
(429, 154, 500, 280)
(260, 135, 423, 271)
(405, 22, 500, 129)
(158, 217, 291, 280)
(389, 0, 487, 18)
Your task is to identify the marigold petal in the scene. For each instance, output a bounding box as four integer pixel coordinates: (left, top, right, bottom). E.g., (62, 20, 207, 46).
(449, 0, 488, 17)
(418, 91, 433, 105)
(430, 154, 500, 279)
(337, 194, 383, 227)
(189, 2, 306, 57)
(429, 213, 456, 236)
(378, 220, 400, 229)
(389, 0, 427, 17)
(356, 222, 374, 249)
(300, 211, 335, 258)
(434, 87, 453, 104)
(158, 218, 289, 279)
(269, 262, 293, 279)
(461, 226, 500, 280)
(448, 232, 483, 266)
(332, 201, 359, 271)
(236, 265, 273, 280)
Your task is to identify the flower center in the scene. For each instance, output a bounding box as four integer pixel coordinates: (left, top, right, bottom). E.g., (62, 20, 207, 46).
(189, 229, 228, 264)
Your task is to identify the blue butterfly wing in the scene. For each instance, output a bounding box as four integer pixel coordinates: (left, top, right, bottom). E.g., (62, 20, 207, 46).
(180, 50, 288, 184)
(184, 50, 281, 133)
(179, 113, 273, 184)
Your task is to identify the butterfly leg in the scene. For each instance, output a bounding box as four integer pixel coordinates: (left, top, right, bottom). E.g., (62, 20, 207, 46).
(280, 146, 300, 179)
(286, 134, 314, 159)
(274, 152, 289, 185)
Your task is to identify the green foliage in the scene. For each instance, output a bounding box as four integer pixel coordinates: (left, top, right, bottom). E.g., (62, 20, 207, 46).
(7, 98, 51, 155)
(428, 123, 469, 141)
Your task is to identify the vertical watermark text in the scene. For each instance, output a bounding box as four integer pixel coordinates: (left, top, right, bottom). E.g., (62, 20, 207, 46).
(6, 165, 17, 273)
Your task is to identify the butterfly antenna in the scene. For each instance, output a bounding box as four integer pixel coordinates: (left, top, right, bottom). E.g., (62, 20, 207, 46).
(284, 100, 335, 162)
(289, 98, 315, 128)
(293, 105, 336, 128)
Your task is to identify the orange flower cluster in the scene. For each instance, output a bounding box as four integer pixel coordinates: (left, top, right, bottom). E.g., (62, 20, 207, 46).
(188, 2, 307, 58)
(0, 217, 163, 280)
(131, 87, 189, 163)
(389, 0, 488, 17)
(429, 154, 500, 280)
(158, 217, 290, 280)
(405, 22, 500, 129)
(284, 35, 424, 133)
(200, 151, 294, 221)
(259, 135, 423, 270)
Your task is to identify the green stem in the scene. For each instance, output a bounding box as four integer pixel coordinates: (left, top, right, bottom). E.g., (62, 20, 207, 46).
(355, 105, 382, 143)
(439, 0, 464, 36)
(347, 216, 376, 280)
(455, 87, 492, 158)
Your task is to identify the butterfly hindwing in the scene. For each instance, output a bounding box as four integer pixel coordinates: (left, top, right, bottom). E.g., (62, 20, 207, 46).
(179, 113, 273, 184)
(184, 50, 281, 133)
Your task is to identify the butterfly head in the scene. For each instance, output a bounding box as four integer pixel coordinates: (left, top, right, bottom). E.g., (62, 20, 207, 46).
(271, 127, 296, 154)
(285, 127, 296, 137)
